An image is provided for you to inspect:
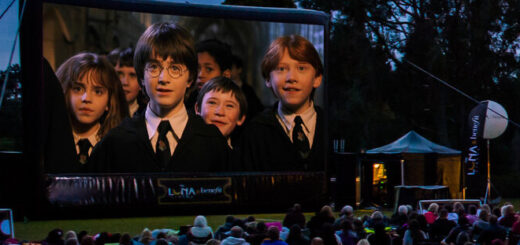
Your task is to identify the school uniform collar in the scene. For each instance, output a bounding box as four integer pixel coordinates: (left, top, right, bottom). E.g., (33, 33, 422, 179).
(129, 99, 139, 117)
(72, 124, 100, 149)
(145, 104, 189, 140)
(276, 101, 316, 134)
(227, 138, 233, 149)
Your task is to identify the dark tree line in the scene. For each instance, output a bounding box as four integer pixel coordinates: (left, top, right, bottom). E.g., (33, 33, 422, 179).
(0, 64, 22, 151)
(296, 0, 520, 196)
(221, 0, 520, 195)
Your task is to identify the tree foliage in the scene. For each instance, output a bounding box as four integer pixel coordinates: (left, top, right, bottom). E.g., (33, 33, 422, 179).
(299, 0, 520, 187)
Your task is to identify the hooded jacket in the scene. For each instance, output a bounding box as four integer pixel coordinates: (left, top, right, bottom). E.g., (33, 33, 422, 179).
(221, 237, 250, 245)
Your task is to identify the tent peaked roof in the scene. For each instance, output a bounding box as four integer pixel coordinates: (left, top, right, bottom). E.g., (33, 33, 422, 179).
(366, 130, 461, 154)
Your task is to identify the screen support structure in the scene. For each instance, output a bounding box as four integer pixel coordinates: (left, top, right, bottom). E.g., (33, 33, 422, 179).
(483, 139, 499, 204)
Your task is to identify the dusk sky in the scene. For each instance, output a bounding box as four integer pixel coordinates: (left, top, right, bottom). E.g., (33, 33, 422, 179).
(0, 0, 19, 70)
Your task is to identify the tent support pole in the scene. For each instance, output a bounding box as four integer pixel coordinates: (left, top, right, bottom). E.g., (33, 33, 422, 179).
(484, 140, 491, 204)
(400, 159, 405, 186)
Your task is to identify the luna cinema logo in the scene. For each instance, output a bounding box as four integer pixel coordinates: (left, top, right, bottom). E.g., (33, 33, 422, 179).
(470, 115, 480, 140)
(167, 185, 223, 199)
(157, 177, 232, 204)
(466, 115, 480, 175)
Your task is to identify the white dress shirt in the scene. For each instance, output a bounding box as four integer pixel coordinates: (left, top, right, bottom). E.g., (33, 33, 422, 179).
(73, 125, 100, 156)
(276, 101, 317, 148)
(129, 99, 139, 117)
(145, 104, 189, 155)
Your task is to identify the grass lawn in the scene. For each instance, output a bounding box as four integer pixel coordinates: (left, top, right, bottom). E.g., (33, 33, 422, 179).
(14, 210, 377, 241)
(14, 213, 295, 241)
(15, 199, 516, 241)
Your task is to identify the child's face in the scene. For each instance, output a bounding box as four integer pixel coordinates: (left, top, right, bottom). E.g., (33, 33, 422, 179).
(69, 71, 109, 126)
(197, 52, 222, 90)
(266, 49, 322, 114)
(115, 63, 140, 103)
(197, 90, 245, 138)
(143, 55, 191, 115)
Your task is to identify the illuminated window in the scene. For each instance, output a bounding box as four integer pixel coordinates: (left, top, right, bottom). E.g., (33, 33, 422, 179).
(372, 163, 387, 185)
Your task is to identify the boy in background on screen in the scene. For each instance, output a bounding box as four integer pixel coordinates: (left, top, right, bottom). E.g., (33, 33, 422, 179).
(55, 52, 128, 172)
(185, 39, 232, 112)
(90, 22, 229, 173)
(238, 35, 325, 171)
(230, 54, 264, 122)
(108, 47, 147, 117)
(195, 76, 247, 149)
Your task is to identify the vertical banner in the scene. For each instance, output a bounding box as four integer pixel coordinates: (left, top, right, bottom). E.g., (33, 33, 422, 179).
(464, 101, 487, 198)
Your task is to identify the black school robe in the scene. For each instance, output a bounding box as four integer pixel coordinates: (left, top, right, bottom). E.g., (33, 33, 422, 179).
(131, 102, 146, 118)
(184, 89, 198, 114)
(241, 82, 264, 123)
(90, 112, 230, 173)
(42, 58, 87, 173)
(236, 103, 326, 171)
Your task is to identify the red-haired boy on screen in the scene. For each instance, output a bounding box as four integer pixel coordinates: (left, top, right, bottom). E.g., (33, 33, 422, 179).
(238, 35, 325, 171)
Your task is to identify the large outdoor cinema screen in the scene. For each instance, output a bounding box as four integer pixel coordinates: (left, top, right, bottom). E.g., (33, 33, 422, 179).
(42, 0, 328, 174)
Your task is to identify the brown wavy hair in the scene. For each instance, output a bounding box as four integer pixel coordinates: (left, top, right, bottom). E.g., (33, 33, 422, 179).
(56, 52, 129, 139)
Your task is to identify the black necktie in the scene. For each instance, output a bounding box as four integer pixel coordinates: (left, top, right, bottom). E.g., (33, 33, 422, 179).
(156, 120, 172, 168)
(77, 139, 91, 165)
(293, 116, 310, 159)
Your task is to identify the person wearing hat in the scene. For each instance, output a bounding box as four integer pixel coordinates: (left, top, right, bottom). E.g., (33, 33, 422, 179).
(187, 215, 214, 245)
(333, 205, 354, 229)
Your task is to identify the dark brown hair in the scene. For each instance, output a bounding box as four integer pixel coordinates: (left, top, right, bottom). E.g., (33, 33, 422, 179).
(195, 76, 247, 118)
(267, 226, 280, 241)
(196, 39, 232, 71)
(261, 35, 323, 81)
(134, 22, 197, 88)
(56, 52, 129, 139)
(116, 47, 135, 68)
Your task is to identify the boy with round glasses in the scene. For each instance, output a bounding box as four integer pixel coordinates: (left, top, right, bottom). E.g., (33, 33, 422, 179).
(91, 22, 229, 173)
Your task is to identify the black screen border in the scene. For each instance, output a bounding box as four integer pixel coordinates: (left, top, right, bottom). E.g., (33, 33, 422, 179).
(13, 0, 331, 218)
(46, 0, 329, 25)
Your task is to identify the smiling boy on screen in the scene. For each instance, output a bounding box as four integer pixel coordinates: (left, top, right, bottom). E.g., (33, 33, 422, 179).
(238, 35, 325, 171)
(195, 76, 247, 149)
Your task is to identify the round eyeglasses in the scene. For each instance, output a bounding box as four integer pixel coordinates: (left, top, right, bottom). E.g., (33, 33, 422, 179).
(145, 62, 187, 78)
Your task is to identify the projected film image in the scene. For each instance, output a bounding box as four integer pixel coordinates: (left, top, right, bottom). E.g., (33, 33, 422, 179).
(42, 3, 326, 174)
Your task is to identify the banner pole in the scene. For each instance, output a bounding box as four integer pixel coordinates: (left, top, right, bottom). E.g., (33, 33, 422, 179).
(485, 140, 491, 204)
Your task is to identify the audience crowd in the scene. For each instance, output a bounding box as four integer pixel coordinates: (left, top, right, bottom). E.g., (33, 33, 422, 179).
(5, 202, 520, 245)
